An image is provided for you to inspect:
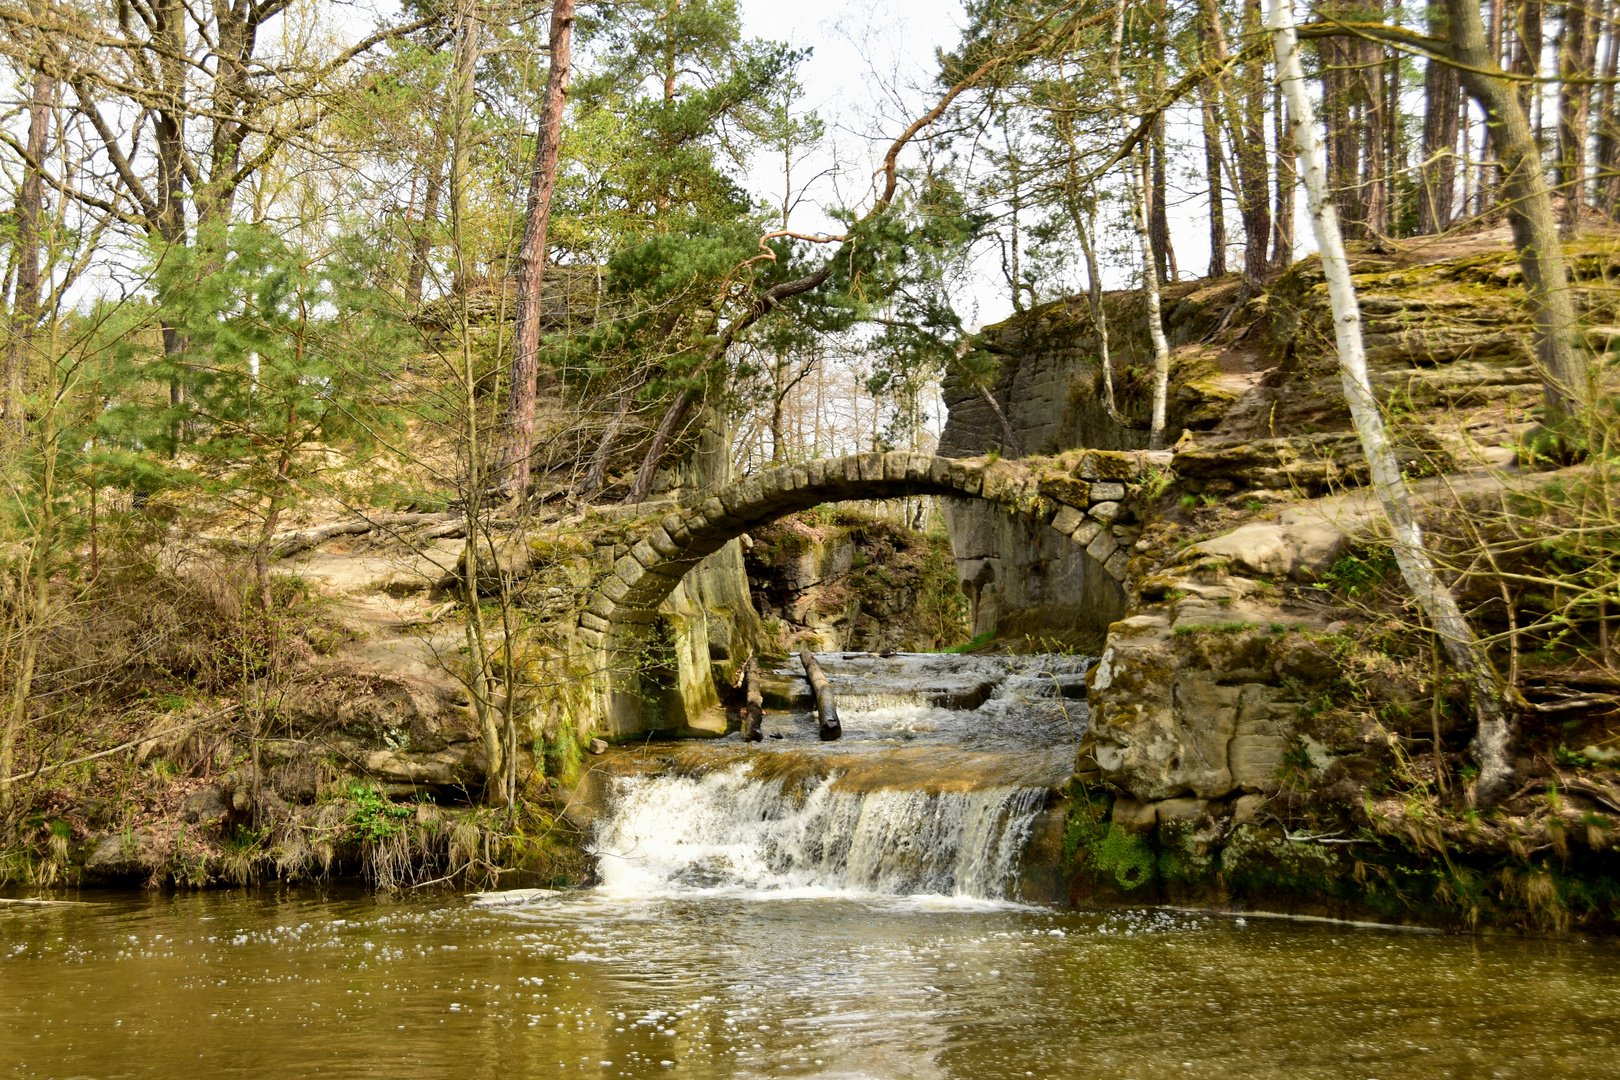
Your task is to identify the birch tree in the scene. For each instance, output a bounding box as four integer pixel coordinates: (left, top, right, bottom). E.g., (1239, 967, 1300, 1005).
(1109, 0, 1171, 450)
(1268, 0, 1516, 803)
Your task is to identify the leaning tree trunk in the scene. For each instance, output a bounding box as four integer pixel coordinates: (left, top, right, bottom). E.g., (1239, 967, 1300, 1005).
(1270, 0, 1517, 804)
(1447, 0, 1591, 422)
(799, 650, 841, 741)
(500, 0, 576, 496)
(743, 656, 763, 742)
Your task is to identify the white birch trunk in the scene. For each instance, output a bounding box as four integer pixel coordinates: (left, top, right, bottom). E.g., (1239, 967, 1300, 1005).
(1110, 0, 1172, 450)
(1268, 0, 1516, 802)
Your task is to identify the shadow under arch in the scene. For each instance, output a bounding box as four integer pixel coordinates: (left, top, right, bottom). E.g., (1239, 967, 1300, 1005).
(574, 451, 1128, 736)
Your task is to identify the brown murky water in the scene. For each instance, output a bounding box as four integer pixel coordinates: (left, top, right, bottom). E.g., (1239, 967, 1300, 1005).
(5, 887, 1619, 1080)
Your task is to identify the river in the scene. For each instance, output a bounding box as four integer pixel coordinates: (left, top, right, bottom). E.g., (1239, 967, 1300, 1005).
(5, 654, 1620, 1078)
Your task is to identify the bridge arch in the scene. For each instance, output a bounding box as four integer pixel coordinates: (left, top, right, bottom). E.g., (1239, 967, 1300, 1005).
(575, 451, 1135, 734)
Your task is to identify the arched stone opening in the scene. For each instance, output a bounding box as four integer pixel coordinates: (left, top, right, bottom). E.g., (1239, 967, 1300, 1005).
(575, 451, 1133, 737)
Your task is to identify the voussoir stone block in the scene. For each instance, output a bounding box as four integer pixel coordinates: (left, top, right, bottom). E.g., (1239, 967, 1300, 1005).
(1090, 500, 1121, 523)
(928, 455, 953, 486)
(948, 460, 983, 496)
(1086, 529, 1119, 564)
(1051, 505, 1085, 535)
(586, 595, 617, 619)
(649, 527, 680, 559)
(1104, 550, 1130, 580)
(576, 626, 602, 648)
(630, 539, 661, 568)
(600, 576, 630, 602)
(904, 453, 934, 482)
(1071, 518, 1103, 547)
(698, 497, 727, 524)
(718, 480, 753, 517)
(579, 611, 610, 633)
(858, 452, 886, 482)
(614, 556, 647, 588)
(979, 465, 1010, 503)
(841, 456, 864, 483)
(1090, 481, 1127, 502)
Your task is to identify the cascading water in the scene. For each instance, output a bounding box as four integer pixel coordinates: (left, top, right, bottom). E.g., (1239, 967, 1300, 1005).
(590, 653, 1090, 902)
(594, 767, 1045, 899)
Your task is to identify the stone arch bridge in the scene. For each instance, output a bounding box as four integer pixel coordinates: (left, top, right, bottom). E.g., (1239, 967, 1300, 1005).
(574, 450, 1161, 735)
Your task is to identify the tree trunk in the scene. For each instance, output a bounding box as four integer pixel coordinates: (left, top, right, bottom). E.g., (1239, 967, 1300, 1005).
(500, 0, 576, 495)
(743, 656, 763, 742)
(2, 65, 52, 442)
(1449, 0, 1591, 422)
(1557, 0, 1596, 236)
(1514, 0, 1546, 136)
(1238, 0, 1273, 282)
(979, 384, 1023, 458)
(626, 388, 691, 504)
(1418, 8, 1461, 234)
(1596, 0, 1620, 216)
(1272, 85, 1297, 267)
(1111, 0, 1172, 450)
(799, 650, 841, 741)
(1150, 116, 1176, 283)
(1271, 0, 1517, 803)
(1358, 36, 1389, 238)
(1198, 38, 1229, 277)
(1319, 32, 1360, 234)
(1074, 205, 1128, 427)
(574, 384, 639, 501)
(404, 146, 446, 307)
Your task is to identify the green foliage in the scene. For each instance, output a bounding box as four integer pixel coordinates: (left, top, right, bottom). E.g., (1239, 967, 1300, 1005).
(1086, 823, 1156, 890)
(1140, 466, 1175, 500)
(913, 531, 972, 649)
(944, 630, 994, 654)
(97, 226, 407, 527)
(1322, 545, 1400, 600)
(345, 783, 414, 841)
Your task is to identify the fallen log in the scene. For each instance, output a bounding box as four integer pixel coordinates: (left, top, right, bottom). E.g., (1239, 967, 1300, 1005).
(743, 656, 763, 742)
(799, 649, 841, 741)
(276, 513, 456, 556)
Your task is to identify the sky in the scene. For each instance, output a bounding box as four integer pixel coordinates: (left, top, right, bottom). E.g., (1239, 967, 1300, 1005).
(731, 0, 1243, 330)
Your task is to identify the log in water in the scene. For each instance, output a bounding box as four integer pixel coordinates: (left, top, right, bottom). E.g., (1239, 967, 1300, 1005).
(799, 649, 841, 740)
(743, 656, 763, 742)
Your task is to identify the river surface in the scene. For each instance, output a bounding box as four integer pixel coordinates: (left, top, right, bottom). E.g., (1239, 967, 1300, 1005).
(6, 654, 1620, 1078)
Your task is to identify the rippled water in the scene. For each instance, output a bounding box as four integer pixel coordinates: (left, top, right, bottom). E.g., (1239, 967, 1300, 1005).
(8, 653, 1620, 1076)
(6, 888, 1620, 1079)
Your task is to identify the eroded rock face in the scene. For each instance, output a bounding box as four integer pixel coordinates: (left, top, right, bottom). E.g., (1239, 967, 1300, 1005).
(84, 831, 166, 882)
(1085, 614, 1318, 801)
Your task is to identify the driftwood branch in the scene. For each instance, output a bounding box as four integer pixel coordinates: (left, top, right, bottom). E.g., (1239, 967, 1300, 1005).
(6, 715, 218, 785)
(799, 650, 841, 741)
(743, 656, 763, 742)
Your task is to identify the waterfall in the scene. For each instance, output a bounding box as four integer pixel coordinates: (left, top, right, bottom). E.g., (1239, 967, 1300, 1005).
(593, 765, 1046, 901)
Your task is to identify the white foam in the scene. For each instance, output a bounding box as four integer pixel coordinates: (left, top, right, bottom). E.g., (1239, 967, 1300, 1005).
(592, 764, 1043, 901)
